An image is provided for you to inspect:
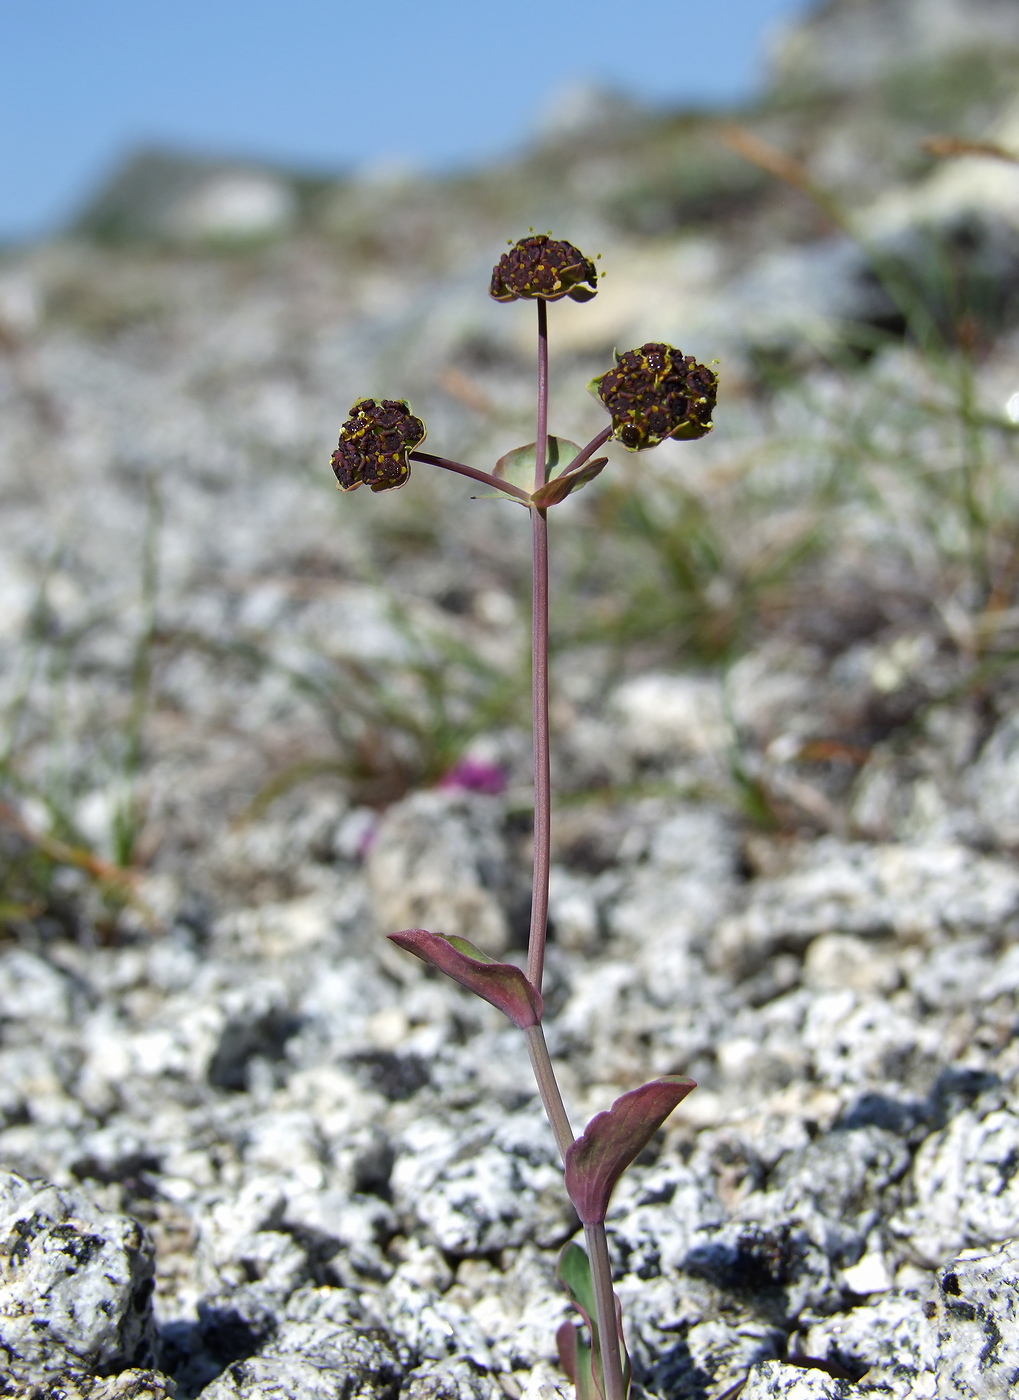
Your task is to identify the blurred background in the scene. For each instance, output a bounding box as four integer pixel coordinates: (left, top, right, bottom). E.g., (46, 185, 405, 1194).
(2, 0, 813, 242)
(3, 0, 1019, 940)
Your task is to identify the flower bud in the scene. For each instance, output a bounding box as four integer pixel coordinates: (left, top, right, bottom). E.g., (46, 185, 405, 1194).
(331, 398, 426, 493)
(489, 234, 598, 304)
(592, 343, 717, 450)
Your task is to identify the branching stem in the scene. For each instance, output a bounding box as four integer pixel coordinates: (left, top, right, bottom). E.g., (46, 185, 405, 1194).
(410, 451, 532, 503)
(554, 424, 613, 480)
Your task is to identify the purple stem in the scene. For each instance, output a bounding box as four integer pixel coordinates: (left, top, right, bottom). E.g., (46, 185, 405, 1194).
(584, 1222, 626, 1400)
(410, 451, 532, 504)
(524, 1022, 573, 1162)
(527, 300, 552, 992)
(553, 424, 613, 480)
(523, 304, 626, 1400)
(535, 300, 550, 489)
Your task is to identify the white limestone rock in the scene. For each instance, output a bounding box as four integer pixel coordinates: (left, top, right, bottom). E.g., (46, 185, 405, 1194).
(969, 711, 1019, 845)
(711, 839, 1019, 981)
(802, 1290, 930, 1397)
(401, 1355, 502, 1398)
(643, 1317, 784, 1398)
(0, 1170, 156, 1382)
(740, 1360, 848, 1398)
(923, 1241, 1019, 1398)
(391, 1106, 571, 1256)
(893, 1105, 1019, 1264)
(195, 1286, 402, 1399)
(610, 673, 728, 764)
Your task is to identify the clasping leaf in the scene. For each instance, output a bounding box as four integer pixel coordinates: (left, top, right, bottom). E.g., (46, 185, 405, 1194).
(387, 929, 543, 1029)
(531, 457, 607, 508)
(494, 437, 580, 492)
(564, 1076, 696, 1225)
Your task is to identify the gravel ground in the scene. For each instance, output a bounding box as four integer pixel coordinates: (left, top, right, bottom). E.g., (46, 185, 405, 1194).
(5, 69, 1019, 1396)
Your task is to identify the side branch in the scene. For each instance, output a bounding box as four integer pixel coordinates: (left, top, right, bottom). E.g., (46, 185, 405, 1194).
(410, 452, 532, 503)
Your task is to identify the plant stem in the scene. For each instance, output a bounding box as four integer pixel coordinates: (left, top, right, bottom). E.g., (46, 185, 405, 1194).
(584, 1222, 626, 1400)
(528, 503, 551, 990)
(536, 300, 550, 489)
(554, 425, 613, 480)
(524, 1022, 573, 1162)
(410, 451, 532, 504)
(528, 298, 552, 992)
(522, 301, 626, 1400)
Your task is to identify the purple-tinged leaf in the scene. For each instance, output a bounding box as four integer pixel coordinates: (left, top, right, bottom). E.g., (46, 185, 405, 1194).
(531, 458, 607, 509)
(564, 1077, 696, 1225)
(557, 1321, 597, 1400)
(387, 929, 543, 1029)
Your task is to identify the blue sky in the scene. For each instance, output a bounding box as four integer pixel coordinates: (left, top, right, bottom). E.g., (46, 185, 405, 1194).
(1, 0, 813, 240)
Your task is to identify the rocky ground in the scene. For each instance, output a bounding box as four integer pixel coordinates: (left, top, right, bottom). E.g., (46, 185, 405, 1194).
(4, 2, 1019, 1397)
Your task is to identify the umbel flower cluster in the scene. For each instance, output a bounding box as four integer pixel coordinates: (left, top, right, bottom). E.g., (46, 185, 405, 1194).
(489, 232, 599, 303)
(593, 342, 718, 450)
(332, 232, 717, 497)
(330, 234, 716, 1400)
(330, 397, 426, 494)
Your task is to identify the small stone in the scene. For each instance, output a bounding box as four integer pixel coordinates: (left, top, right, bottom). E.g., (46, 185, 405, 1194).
(969, 712, 1019, 844)
(391, 1107, 570, 1256)
(0, 1171, 156, 1383)
(610, 673, 728, 762)
(802, 1290, 928, 1395)
(402, 1355, 503, 1399)
(894, 1106, 1019, 1264)
(922, 1240, 1019, 1398)
(647, 1317, 784, 1398)
(195, 1286, 402, 1399)
(740, 1360, 850, 1397)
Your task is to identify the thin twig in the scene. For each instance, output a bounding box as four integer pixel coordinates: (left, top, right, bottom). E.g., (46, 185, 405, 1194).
(410, 451, 532, 503)
(553, 424, 613, 480)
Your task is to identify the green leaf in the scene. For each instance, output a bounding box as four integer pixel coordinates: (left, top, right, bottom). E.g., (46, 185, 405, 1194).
(531, 457, 607, 509)
(494, 437, 580, 493)
(565, 1076, 696, 1225)
(558, 1241, 599, 1325)
(556, 1243, 630, 1400)
(387, 928, 543, 1029)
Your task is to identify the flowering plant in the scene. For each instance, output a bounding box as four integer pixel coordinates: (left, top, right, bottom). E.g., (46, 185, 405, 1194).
(332, 233, 716, 1400)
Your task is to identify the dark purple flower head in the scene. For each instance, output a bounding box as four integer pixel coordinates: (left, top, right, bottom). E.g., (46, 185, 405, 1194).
(489, 234, 599, 304)
(331, 398, 426, 493)
(592, 343, 717, 451)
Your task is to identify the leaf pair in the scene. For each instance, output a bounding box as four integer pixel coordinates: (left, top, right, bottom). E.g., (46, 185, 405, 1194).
(389, 928, 695, 1400)
(389, 929, 695, 1223)
(492, 437, 607, 507)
